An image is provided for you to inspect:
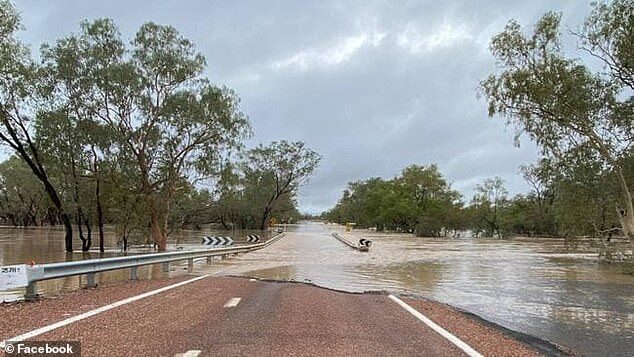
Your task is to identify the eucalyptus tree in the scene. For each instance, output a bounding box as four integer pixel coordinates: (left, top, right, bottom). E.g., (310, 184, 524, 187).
(243, 141, 321, 230)
(41, 19, 250, 251)
(39, 20, 127, 252)
(213, 163, 253, 229)
(34, 110, 96, 250)
(530, 147, 627, 238)
(471, 177, 508, 238)
(480, 0, 634, 238)
(0, 1, 74, 251)
(0, 156, 49, 226)
(518, 162, 558, 236)
(102, 156, 146, 251)
(324, 164, 462, 235)
(398, 165, 463, 236)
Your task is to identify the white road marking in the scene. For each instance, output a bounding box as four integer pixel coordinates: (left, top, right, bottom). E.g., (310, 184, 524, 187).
(0, 275, 210, 350)
(249, 278, 256, 282)
(223, 297, 241, 308)
(175, 350, 202, 357)
(388, 295, 483, 357)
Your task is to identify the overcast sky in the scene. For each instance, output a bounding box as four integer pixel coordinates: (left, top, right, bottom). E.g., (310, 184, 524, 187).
(14, 0, 595, 214)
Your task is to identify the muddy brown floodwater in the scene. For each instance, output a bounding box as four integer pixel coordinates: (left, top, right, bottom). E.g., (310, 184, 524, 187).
(1, 222, 632, 356)
(201, 221, 633, 357)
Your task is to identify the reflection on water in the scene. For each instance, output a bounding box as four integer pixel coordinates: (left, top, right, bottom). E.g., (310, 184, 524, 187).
(0, 226, 271, 301)
(205, 221, 633, 357)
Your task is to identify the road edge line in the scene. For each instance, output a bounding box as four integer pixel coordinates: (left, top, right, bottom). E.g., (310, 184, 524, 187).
(388, 294, 483, 357)
(1, 274, 210, 349)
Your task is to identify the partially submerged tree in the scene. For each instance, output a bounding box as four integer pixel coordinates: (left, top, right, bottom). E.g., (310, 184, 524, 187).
(480, 1, 634, 238)
(40, 19, 250, 251)
(471, 177, 508, 238)
(243, 141, 320, 230)
(0, 1, 74, 251)
(324, 164, 463, 235)
(0, 156, 50, 226)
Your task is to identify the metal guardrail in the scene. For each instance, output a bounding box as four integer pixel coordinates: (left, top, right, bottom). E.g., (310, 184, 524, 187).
(22, 232, 286, 300)
(331, 233, 369, 252)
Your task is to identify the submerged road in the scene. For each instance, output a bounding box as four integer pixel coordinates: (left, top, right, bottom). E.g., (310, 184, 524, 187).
(0, 225, 558, 356)
(0, 276, 539, 356)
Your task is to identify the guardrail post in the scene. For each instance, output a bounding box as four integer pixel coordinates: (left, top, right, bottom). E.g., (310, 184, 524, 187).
(86, 273, 96, 288)
(25, 282, 37, 301)
(187, 258, 194, 273)
(206, 256, 213, 264)
(162, 262, 169, 272)
(130, 266, 138, 280)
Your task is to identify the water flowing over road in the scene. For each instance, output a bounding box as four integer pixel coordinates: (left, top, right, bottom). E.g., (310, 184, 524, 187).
(202, 222, 633, 356)
(1, 222, 632, 355)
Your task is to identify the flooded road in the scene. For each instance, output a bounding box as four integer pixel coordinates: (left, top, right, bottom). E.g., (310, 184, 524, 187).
(1, 222, 632, 355)
(203, 222, 633, 356)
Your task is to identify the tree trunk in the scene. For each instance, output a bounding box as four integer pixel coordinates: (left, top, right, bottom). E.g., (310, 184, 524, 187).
(60, 211, 73, 252)
(77, 209, 89, 251)
(96, 179, 105, 253)
(615, 167, 634, 239)
(1, 113, 73, 250)
(219, 216, 231, 230)
(83, 216, 92, 251)
(147, 195, 167, 251)
(260, 194, 278, 230)
(260, 206, 272, 231)
(40, 179, 73, 252)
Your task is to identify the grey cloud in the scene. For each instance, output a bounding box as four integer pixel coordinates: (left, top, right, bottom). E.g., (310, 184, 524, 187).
(15, 0, 594, 213)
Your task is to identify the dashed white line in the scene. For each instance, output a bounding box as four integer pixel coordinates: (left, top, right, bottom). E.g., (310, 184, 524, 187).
(0, 275, 210, 350)
(175, 350, 202, 357)
(388, 295, 483, 357)
(223, 297, 242, 308)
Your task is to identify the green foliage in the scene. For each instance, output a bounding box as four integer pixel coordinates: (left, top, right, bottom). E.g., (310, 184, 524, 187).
(36, 16, 252, 250)
(0, 1, 314, 252)
(0, 157, 51, 226)
(214, 141, 320, 230)
(480, 0, 634, 238)
(324, 164, 463, 236)
(325, 154, 634, 239)
(470, 177, 508, 238)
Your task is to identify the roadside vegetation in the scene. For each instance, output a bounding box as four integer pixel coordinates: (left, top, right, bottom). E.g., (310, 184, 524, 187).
(0, 1, 320, 252)
(323, 160, 632, 239)
(326, 0, 633, 240)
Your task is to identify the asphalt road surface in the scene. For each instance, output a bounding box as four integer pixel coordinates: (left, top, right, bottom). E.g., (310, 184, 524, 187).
(0, 276, 541, 356)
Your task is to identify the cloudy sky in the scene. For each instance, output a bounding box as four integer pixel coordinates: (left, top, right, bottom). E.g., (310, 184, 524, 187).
(15, 0, 594, 214)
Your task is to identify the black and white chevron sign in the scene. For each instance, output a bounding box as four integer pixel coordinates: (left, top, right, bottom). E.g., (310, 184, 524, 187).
(358, 238, 372, 248)
(202, 236, 234, 246)
(246, 234, 260, 243)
